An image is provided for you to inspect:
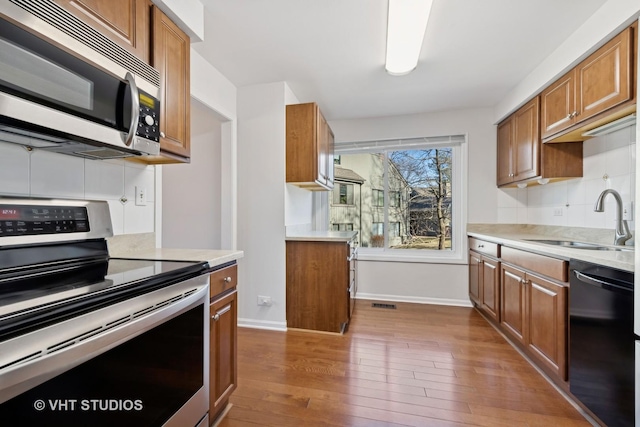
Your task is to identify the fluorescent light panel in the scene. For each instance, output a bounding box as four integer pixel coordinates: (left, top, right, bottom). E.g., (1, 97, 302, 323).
(385, 0, 433, 76)
(581, 114, 636, 137)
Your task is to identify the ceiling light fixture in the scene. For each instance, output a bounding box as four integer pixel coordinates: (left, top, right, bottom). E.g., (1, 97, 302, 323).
(385, 0, 434, 76)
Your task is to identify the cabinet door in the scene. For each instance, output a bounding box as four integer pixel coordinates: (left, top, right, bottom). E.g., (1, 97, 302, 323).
(512, 97, 539, 182)
(326, 121, 335, 189)
(496, 118, 513, 186)
(317, 110, 329, 186)
(481, 257, 500, 322)
(577, 27, 633, 122)
(54, 0, 150, 62)
(500, 264, 527, 345)
(286, 241, 349, 333)
(468, 251, 482, 305)
(209, 290, 238, 422)
(152, 7, 191, 160)
(540, 70, 576, 139)
(527, 273, 568, 380)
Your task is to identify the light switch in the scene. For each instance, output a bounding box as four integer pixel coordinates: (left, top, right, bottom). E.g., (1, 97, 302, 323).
(135, 186, 147, 206)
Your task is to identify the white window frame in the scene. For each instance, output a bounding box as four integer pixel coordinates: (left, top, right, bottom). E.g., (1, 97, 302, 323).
(333, 135, 468, 264)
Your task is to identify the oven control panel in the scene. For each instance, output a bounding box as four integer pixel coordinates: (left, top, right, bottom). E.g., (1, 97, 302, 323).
(0, 205, 89, 236)
(136, 89, 161, 142)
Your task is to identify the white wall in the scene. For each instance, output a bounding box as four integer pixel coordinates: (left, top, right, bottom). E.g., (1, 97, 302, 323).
(497, 127, 636, 235)
(329, 108, 496, 306)
(162, 99, 223, 249)
(236, 82, 289, 330)
(0, 142, 155, 235)
(495, 0, 640, 122)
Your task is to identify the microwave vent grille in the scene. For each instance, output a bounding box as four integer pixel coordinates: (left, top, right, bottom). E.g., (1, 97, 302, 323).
(9, 0, 160, 87)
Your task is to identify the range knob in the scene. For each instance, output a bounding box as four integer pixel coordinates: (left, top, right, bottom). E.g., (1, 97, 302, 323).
(144, 115, 155, 126)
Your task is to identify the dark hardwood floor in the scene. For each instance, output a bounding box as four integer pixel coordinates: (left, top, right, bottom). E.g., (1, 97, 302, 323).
(218, 300, 591, 426)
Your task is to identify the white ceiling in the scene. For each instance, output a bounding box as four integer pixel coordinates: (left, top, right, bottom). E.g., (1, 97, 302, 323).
(194, 0, 608, 121)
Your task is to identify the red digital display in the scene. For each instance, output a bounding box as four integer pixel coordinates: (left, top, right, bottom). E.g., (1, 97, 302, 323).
(0, 209, 20, 220)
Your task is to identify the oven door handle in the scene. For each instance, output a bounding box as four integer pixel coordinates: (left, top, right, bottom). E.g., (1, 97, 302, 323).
(0, 282, 209, 404)
(573, 270, 633, 293)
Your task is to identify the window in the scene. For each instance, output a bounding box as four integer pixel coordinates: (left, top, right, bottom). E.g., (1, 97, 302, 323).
(331, 223, 354, 231)
(372, 222, 383, 235)
(390, 191, 401, 208)
(390, 222, 400, 237)
(373, 189, 384, 207)
(333, 183, 354, 205)
(329, 135, 466, 263)
(334, 155, 341, 165)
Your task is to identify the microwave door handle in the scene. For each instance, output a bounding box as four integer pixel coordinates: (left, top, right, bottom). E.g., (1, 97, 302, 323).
(123, 72, 140, 147)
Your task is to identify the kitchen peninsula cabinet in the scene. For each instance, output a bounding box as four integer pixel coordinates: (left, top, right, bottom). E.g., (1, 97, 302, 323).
(286, 102, 335, 190)
(209, 264, 238, 425)
(53, 0, 150, 62)
(496, 97, 583, 187)
(286, 233, 357, 333)
(541, 25, 635, 141)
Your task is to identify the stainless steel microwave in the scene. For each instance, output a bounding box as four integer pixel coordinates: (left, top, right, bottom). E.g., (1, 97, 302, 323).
(0, 1, 162, 159)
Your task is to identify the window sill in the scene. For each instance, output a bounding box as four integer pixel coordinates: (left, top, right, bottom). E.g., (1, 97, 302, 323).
(356, 249, 466, 264)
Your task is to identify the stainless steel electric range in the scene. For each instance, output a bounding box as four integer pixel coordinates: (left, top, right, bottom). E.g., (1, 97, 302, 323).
(0, 197, 213, 427)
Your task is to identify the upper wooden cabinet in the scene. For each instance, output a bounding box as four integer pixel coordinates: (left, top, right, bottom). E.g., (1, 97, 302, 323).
(286, 103, 335, 191)
(541, 25, 635, 142)
(53, 0, 150, 62)
(497, 97, 540, 186)
(151, 6, 191, 162)
(497, 97, 583, 187)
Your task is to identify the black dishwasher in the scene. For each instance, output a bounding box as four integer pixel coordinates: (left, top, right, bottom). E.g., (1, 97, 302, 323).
(569, 259, 635, 427)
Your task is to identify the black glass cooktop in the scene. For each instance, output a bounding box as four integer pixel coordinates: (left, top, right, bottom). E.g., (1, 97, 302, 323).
(0, 257, 208, 342)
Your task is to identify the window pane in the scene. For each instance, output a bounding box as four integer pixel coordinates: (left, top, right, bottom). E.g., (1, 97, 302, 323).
(329, 150, 453, 250)
(389, 148, 452, 250)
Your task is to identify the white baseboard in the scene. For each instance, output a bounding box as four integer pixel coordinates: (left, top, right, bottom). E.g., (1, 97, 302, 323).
(238, 318, 287, 331)
(356, 292, 473, 308)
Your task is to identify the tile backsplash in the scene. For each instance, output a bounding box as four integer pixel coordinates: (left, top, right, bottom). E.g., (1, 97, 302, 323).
(0, 141, 155, 235)
(497, 126, 636, 235)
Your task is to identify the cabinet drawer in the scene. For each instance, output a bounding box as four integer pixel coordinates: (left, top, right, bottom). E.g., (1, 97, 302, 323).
(501, 247, 567, 282)
(469, 238, 499, 258)
(210, 265, 238, 300)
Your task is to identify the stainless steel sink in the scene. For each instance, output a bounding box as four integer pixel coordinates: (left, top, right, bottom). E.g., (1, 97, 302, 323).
(524, 239, 634, 252)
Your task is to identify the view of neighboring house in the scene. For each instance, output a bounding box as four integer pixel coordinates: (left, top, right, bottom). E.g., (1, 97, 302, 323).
(331, 150, 453, 249)
(409, 186, 452, 248)
(330, 153, 411, 248)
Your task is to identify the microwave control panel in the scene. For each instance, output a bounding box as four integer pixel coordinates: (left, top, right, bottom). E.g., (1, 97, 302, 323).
(136, 89, 161, 142)
(0, 205, 89, 236)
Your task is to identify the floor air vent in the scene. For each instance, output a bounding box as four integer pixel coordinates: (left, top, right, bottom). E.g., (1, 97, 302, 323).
(372, 303, 397, 309)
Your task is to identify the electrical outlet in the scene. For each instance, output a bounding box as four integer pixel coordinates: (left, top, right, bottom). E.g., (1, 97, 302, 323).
(257, 296, 272, 306)
(553, 207, 563, 216)
(135, 186, 147, 206)
(623, 202, 633, 220)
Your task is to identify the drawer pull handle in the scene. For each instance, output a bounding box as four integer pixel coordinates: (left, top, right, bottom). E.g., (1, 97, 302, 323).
(223, 277, 232, 283)
(212, 304, 232, 322)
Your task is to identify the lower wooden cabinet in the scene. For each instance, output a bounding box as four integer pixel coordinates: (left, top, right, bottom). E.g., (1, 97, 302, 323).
(209, 265, 238, 425)
(469, 238, 568, 382)
(286, 239, 352, 333)
(527, 272, 567, 381)
(500, 263, 527, 344)
(500, 262, 568, 381)
(468, 250, 500, 323)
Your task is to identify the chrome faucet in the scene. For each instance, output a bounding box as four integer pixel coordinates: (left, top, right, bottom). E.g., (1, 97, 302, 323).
(594, 189, 633, 246)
